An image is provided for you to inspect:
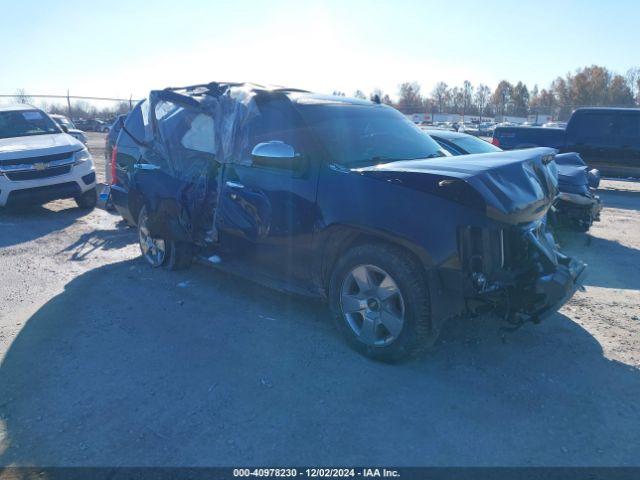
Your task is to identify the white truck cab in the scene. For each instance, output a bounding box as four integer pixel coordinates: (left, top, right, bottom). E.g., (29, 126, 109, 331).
(0, 104, 96, 208)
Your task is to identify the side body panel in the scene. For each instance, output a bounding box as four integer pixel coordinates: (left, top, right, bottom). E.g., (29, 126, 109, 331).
(112, 103, 145, 224)
(217, 161, 321, 286)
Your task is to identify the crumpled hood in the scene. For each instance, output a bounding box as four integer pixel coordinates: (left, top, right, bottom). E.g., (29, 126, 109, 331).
(355, 147, 559, 225)
(555, 152, 599, 189)
(0, 133, 83, 162)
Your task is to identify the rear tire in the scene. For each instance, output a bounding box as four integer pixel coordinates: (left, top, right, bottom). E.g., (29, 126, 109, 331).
(75, 187, 97, 209)
(328, 243, 437, 362)
(137, 206, 193, 270)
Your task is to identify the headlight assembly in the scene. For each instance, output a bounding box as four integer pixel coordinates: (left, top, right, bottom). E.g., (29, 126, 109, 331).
(74, 148, 92, 165)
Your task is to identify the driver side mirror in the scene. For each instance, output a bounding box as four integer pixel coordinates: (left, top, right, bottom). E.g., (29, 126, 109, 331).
(251, 141, 302, 170)
(60, 125, 69, 133)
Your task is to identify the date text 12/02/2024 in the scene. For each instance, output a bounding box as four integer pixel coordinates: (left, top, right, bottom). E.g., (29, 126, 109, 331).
(232, 468, 400, 478)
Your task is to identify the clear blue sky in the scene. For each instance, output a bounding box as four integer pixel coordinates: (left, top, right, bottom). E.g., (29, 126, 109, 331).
(1, 0, 638, 102)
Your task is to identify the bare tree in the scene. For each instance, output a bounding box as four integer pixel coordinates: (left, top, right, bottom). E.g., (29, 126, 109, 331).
(353, 90, 367, 100)
(14, 88, 32, 104)
(462, 80, 474, 118)
(450, 86, 463, 113)
(609, 74, 634, 106)
(474, 84, 491, 121)
(369, 88, 392, 105)
(431, 82, 449, 113)
(491, 81, 513, 119)
(626, 67, 640, 104)
(512, 81, 530, 117)
(397, 82, 424, 113)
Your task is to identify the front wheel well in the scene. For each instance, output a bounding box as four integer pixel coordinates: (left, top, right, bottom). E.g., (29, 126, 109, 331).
(321, 230, 430, 293)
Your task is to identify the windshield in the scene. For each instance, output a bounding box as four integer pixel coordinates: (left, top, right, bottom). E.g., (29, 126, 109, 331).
(0, 110, 61, 139)
(54, 116, 76, 129)
(296, 103, 445, 166)
(451, 136, 501, 154)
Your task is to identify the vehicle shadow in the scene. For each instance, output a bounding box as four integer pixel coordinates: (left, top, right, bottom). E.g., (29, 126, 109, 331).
(56, 220, 134, 261)
(1, 259, 639, 467)
(556, 230, 640, 290)
(597, 188, 640, 211)
(0, 202, 91, 249)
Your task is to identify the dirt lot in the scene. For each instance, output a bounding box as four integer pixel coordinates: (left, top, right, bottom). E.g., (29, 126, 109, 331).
(0, 139, 639, 466)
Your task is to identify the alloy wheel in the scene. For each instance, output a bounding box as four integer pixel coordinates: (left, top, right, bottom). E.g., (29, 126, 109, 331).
(340, 264, 405, 346)
(138, 210, 166, 267)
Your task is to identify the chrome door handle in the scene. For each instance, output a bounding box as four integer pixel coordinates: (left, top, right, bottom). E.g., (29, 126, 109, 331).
(134, 163, 161, 171)
(225, 181, 245, 189)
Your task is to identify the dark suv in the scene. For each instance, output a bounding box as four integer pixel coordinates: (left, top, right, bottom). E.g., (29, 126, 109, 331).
(111, 83, 585, 361)
(493, 108, 640, 177)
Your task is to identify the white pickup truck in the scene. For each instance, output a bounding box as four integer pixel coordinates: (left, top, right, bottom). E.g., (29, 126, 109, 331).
(0, 104, 96, 208)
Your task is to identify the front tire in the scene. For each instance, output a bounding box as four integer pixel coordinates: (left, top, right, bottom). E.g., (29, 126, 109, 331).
(137, 206, 193, 270)
(75, 187, 97, 209)
(329, 243, 437, 362)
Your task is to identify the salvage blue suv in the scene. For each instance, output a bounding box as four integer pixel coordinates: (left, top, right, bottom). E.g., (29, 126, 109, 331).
(110, 82, 585, 361)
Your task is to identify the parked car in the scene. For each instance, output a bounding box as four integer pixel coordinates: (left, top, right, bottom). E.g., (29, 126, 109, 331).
(492, 126, 565, 150)
(425, 129, 501, 155)
(494, 108, 640, 177)
(457, 123, 480, 136)
(49, 114, 87, 144)
(551, 152, 602, 231)
(76, 119, 106, 132)
(104, 114, 127, 184)
(428, 129, 602, 231)
(111, 83, 585, 361)
(478, 122, 496, 136)
(0, 104, 97, 208)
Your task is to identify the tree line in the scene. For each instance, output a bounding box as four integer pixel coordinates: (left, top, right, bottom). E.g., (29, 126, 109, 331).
(11, 64, 640, 122)
(11, 89, 132, 120)
(345, 65, 640, 120)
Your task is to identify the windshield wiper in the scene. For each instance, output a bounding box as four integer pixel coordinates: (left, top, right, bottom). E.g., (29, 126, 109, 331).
(350, 152, 445, 167)
(350, 156, 405, 167)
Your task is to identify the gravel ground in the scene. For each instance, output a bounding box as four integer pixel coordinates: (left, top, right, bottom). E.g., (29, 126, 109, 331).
(0, 142, 639, 466)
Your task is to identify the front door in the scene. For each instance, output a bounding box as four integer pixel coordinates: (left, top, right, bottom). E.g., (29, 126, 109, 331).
(217, 96, 321, 286)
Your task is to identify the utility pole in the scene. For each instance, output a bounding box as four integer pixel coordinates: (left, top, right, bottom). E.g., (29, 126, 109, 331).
(66, 89, 72, 120)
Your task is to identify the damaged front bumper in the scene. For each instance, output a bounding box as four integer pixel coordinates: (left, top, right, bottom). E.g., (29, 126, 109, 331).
(460, 221, 587, 325)
(530, 253, 586, 322)
(554, 192, 602, 230)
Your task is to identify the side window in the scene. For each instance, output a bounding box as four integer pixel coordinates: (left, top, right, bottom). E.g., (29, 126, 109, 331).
(615, 114, 640, 147)
(568, 113, 617, 145)
(246, 98, 305, 161)
(155, 104, 216, 177)
(119, 104, 145, 148)
(437, 139, 462, 155)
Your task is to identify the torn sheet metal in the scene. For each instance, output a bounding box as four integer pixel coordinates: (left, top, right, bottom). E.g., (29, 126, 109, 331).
(134, 83, 262, 244)
(555, 152, 600, 189)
